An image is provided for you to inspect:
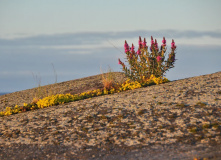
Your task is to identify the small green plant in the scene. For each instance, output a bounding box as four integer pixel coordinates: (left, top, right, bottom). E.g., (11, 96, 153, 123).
(118, 36, 176, 83)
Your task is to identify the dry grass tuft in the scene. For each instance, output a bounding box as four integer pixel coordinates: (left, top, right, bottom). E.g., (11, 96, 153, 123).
(101, 67, 116, 90)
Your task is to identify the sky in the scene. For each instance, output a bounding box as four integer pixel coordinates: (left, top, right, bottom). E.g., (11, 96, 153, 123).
(0, 0, 221, 93)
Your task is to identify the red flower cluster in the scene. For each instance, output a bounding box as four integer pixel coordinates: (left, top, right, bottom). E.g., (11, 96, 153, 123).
(162, 37, 166, 47)
(171, 39, 176, 50)
(124, 40, 130, 53)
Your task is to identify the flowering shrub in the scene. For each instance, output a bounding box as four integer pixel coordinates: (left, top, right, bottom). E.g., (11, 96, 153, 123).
(118, 36, 176, 83)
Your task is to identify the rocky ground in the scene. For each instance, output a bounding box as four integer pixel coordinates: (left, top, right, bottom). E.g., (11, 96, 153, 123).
(0, 71, 220, 160)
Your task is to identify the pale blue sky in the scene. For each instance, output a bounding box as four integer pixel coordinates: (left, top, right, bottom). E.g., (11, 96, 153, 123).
(0, 0, 221, 92)
(1, 0, 221, 38)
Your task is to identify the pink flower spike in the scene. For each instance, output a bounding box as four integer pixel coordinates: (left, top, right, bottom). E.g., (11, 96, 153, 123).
(154, 39, 158, 50)
(157, 55, 162, 62)
(138, 36, 142, 48)
(171, 39, 176, 49)
(142, 38, 147, 48)
(124, 40, 128, 48)
(139, 36, 142, 43)
(118, 58, 122, 64)
(137, 49, 141, 55)
(131, 44, 135, 52)
(150, 36, 154, 45)
(124, 40, 130, 52)
(162, 37, 166, 44)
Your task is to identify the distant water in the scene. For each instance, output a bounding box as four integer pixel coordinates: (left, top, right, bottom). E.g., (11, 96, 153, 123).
(0, 93, 9, 96)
